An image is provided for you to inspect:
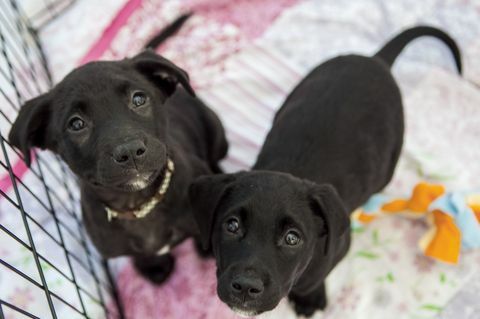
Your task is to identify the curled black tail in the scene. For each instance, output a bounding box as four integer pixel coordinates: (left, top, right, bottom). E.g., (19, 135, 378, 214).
(144, 13, 192, 49)
(374, 26, 462, 74)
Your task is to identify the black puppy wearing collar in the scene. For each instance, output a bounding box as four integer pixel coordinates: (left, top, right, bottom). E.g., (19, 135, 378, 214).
(190, 26, 461, 316)
(8, 14, 228, 284)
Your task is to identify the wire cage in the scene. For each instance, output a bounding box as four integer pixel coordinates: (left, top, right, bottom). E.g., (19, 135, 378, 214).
(0, 1, 122, 318)
(16, 0, 77, 30)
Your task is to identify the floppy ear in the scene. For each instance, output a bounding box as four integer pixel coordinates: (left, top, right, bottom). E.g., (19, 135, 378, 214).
(309, 183, 350, 256)
(189, 174, 237, 250)
(8, 93, 52, 166)
(130, 49, 195, 97)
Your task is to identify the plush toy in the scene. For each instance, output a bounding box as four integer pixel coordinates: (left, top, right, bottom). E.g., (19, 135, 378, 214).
(352, 182, 480, 264)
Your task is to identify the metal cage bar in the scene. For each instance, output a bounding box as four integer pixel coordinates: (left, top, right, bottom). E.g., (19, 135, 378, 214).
(0, 1, 122, 318)
(16, 0, 76, 30)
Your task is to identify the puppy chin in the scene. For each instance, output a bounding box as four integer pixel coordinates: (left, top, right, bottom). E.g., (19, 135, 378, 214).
(221, 292, 277, 318)
(122, 172, 157, 191)
(230, 307, 259, 318)
(124, 177, 151, 191)
(96, 170, 159, 192)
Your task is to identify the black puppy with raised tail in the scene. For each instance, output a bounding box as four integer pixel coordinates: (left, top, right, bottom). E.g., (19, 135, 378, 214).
(9, 14, 228, 284)
(190, 26, 461, 317)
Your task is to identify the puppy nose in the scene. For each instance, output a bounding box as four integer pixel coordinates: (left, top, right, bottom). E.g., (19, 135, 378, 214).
(230, 276, 264, 300)
(112, 140, 146, 165)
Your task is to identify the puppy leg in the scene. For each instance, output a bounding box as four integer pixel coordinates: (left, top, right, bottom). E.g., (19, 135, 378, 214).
(289, 282, 327, 317)
(133, 253, 175, 284)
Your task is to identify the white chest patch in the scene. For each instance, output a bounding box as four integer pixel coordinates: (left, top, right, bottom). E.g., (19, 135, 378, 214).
(156, 245, 171, 255)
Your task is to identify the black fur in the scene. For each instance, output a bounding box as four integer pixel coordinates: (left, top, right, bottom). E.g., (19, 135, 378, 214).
(189, 26, 461, 316)
(9, 17, 228, 284)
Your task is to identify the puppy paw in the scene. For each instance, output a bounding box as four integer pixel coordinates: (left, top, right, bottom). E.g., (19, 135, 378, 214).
(289, 283, 327, 317)
(134, 254, 175, 284)
(293, 302, 319, 318)
(316, 292, 327, 311)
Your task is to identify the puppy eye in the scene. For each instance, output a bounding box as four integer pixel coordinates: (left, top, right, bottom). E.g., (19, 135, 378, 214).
(285, 230, 301, 246)
(68, 117, 86, 131)
(225, 218, 240, 234)
(132, 91, 147, 107)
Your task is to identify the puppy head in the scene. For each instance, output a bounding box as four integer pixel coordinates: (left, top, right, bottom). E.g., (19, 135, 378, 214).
(189, 171, 349, 316)
(9, 50, 194, 192)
